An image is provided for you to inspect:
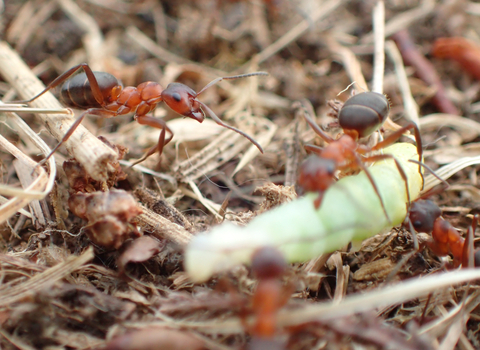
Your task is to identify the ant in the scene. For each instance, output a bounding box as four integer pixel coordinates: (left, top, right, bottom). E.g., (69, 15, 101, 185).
(297, 92, 423, 220)
(245, 246, 292, 350)
(15, 63, 267, 166)
(407, 198, 480, 268)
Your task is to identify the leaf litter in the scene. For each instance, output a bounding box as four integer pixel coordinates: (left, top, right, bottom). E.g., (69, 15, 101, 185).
(1, 0, 480, 349)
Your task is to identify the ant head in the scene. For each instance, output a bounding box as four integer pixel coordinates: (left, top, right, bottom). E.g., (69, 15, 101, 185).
(408, 199, 442, 233)
(475, 250, 480, 268)
(298, 155, 336, 193)
(338, 92, 390, 139)
(162, 83, 204, 122)
(251, 246, 287, 280)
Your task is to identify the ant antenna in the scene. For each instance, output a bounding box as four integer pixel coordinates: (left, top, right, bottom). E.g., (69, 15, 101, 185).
(196, 72, 268, 96)
(195, 101, 264, 152)
(335, 82, 368, 97)
(408, 159, 449, 188)
(337, 82, 357, 96)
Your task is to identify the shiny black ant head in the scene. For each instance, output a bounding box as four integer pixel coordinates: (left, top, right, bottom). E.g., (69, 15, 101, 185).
(251, 246, 287, 280)
(475, 250, 480, 268)
(162, 83, 204, 122)
(338, 92, 390, 139)
(408, 199, 442, 233)
(298, 155, 336, 193)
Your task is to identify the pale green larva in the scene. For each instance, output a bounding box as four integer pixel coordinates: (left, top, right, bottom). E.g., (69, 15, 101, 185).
(185, 143, 423, 282)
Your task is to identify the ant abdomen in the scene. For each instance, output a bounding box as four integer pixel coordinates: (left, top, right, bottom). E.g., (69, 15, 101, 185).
(60, 72, 122, 109)
(338, 92, 390, 138)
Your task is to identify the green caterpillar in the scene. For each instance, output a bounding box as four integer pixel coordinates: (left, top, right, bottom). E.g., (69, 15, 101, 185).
(185, 143, 423, 282)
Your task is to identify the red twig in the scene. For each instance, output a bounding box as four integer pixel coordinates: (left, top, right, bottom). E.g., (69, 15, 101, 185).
(392, 30, 460, 116)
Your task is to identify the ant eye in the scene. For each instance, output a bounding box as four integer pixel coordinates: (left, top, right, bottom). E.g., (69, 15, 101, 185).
(413, 220, 422, 229)
(172, 93, 182, 102)
(327, 162, 336, 175)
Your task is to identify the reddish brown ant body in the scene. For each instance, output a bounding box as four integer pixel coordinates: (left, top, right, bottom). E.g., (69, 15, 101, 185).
(407, 199, 480, 268)
(246, 246, 292, 350)
(297, 92, 423, 220)
(17, 63, 267, 166)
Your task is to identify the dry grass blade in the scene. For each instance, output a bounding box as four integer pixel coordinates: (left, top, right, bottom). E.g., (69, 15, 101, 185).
(0, 41, 117, 181)
(173, 128, 253, 182)
(361, 0, 435, 43)
(372, 1, 385, 94)
(0, 329, 36, 350)
(0, 106, 70, 114)
(419, 291, 480, 339)
(1, 104, 56, 196)
(420, 113, 480, 141)
(241, 0, 342, 69)
(385, 40, 420, 126)
(13, 160, 47, 226)
(180, 269, 480, 335)
(0, 247, 94, 307)
(0, 100, 57, 223)
(126, 26, 225, 77)
(2, 1, 480, 349)
(57, 0, 104, 70)
(186, 181, 225, 220)
(325, 36, 368, 91)
(137, 204, 193, 247)
(233, 117, 276, 175)
(0, 135, 49, 224)
(423, 156, 480, 192)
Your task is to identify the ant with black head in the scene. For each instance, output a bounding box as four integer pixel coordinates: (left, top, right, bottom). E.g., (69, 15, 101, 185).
(297, 91, 423, 221)
(244, 246, 293, 350)
(406, 196, 480, 268)
(14, 63, 267, 166)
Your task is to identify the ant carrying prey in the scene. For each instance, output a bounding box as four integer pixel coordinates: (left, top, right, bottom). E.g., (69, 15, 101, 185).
(16, 63, 267, 166)
(297, 92, 423, 221)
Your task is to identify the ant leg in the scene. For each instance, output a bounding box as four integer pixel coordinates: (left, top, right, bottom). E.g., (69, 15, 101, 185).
(408, 159, 449, 188)
(197, 101, 264, 153)
(304, 144, 323, 155)
(131, 115, 173, 166)
(38, 108, 116, 165)
(313, 192, 324, 209)
(363, 153, 411, 211)
(14, 63, 105, 106)
(462, 214, 479, 268)
(407, 219, 420, 251)
(370, 122, 423, 175)
(350, 154, 391, 223)
(298, 99, 336, 144)
(130, 129, 166, 167)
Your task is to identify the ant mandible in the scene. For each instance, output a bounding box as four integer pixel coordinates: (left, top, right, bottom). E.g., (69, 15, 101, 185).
(245, 246, 292, 350)
(16, 63, 267, 166)
(297, 92, 423, 221)
(407, 198, 480, 268)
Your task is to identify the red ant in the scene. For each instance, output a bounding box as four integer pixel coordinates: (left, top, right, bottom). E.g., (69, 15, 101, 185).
(297, 92, 423, 221)
(16, 63, 267, 166)
(407, 198, 480, 268)
(245, 246, 292, 350)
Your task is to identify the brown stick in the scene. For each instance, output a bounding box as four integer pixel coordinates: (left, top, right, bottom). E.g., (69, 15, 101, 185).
(392, 30, 460, 116)
(0, 41, 117, 181)
(137, 205, 193, 247)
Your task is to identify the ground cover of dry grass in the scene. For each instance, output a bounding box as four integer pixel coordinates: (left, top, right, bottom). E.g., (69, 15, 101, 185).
(2, 0, 480, 349)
